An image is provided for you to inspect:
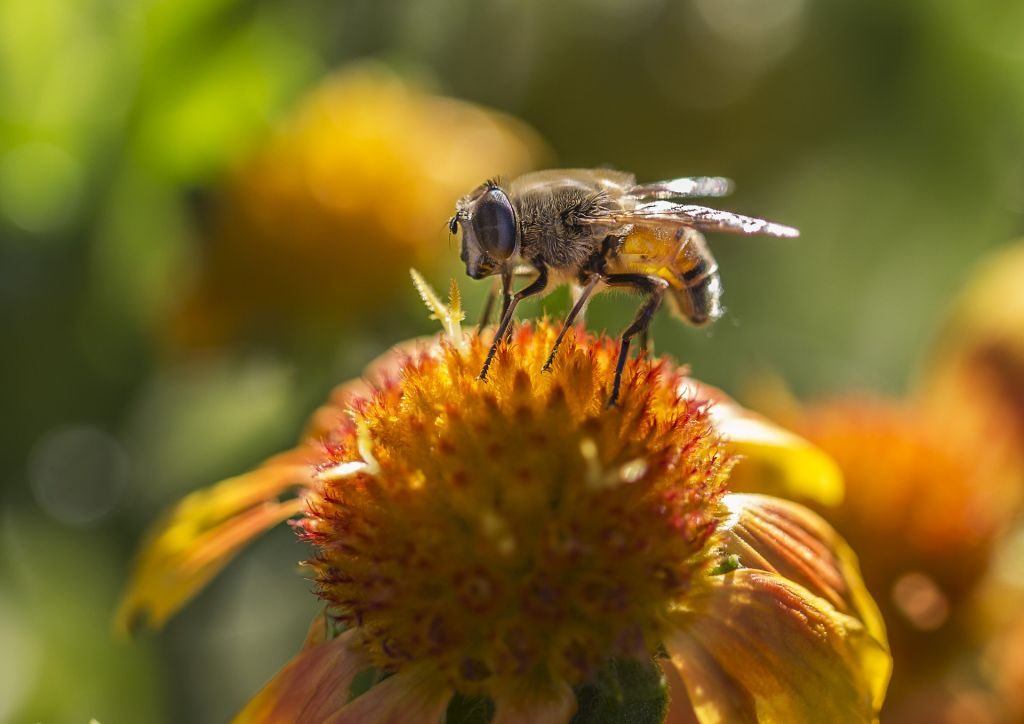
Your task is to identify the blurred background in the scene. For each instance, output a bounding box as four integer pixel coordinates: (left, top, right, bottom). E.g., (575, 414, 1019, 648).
(2, 0, 1024, 721)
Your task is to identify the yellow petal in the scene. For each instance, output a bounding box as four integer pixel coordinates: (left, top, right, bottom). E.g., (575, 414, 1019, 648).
(234, 629, 368, 724)
(680, 379, 844, 506)
(323, 669, 453, 724)
(492, 681, 577, 724)
(667, 569, 891, 723)
(115, 458, 313, 634)
(660, 660, 702, 724)
(719, 493, 888, 649)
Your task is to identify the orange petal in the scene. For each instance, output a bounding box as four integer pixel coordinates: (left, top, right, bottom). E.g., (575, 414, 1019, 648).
(666, 569, 891, 723)
(680, 379, 845, 506)
(719, 493, 888, 647)
(323, 669, 453, 724)
(115, 459, 313, 634)
(659, 660, 701, 724)
(234, 629, 369, 723)
(492, 681, 577, 724)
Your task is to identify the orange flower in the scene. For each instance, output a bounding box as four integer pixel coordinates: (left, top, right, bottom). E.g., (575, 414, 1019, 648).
(738, 394, 1014, 715)
(120, 286, 888, 722)
(923, 238, 1024, 488)
(169, 64, 544, 349)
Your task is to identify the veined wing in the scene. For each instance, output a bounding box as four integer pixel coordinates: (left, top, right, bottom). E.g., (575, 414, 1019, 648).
(626, 177, 734, 200)
(587, 200, 799, 238)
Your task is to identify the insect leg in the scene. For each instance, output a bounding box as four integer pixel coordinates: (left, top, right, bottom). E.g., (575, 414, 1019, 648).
(476, 271, 515, 335)
(542, 276, 600, 372)
(500, 271, 515, 341)
(476, 280, 499, 333)
(602, 274, 668, 407)
(479, 264, 549, 380)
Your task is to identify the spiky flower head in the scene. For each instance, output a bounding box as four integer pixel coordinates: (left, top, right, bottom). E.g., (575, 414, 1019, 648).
(119, 279, 889, 723)
(303, 321, 731, 701)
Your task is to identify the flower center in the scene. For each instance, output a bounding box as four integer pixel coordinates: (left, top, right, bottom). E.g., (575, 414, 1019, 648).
(303, 323, 732, 699)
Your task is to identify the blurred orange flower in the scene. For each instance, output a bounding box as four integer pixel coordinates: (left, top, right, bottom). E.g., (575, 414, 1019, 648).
(119, 291, 889, 722)
(924, 238, 1024, 479)
(737, 241, 1024, 718)
(785, 399, 1013, 692)
(170, 64, 545, 349)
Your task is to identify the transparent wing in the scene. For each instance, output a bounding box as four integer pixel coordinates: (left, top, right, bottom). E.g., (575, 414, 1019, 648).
(626, 177, 734, 200)
(587, 200, 799, 238)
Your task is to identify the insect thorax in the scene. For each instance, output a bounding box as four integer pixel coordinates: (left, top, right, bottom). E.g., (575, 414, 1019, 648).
(514, 185, 624, 272)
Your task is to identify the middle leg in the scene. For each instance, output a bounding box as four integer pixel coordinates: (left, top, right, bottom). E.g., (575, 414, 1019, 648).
(542, 275, 601, 372)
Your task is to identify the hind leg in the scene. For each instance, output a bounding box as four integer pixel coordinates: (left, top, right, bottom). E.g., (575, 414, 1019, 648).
(602, 274, 667, 407)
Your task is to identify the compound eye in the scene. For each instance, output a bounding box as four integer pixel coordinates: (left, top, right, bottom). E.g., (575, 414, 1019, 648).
(448, 215, 459, 235)
(471, 188, 517, 260)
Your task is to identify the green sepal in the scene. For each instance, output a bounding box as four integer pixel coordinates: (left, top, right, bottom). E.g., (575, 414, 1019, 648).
(571, 657, 669, 724)
(708, 553, 742, 576)
(347, 667, 387, 701)
(444, 694, 496, 724)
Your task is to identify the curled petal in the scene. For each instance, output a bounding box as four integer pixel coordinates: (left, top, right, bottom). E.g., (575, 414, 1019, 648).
(719, 493, 887, 647)
(115, 458, 314, 634)
(492, 681, 577, 724)
(324, 669, 453, 724)
(235, 629, 369, 723)
(680, 379, 844, 506)
(667, 570, 891, 723)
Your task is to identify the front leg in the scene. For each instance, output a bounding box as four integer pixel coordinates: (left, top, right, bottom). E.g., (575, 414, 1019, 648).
(476, 272, 514, 333)
(479, 263, 549, 380)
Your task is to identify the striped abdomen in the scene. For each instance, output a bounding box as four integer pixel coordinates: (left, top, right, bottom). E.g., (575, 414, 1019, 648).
(613, 226, 724, 327)
(667, 229, 723, 326)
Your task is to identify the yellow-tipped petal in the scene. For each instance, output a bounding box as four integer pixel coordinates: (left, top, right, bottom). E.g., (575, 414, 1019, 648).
(115, 459, 313, 634)
(492, 681, 577, 724)
(719, 493, 888, 648)
(323, 670, 453, 724)
(686, 379, 844, 506)
(667, 569, 891, 724)
(235, 629, 369, 724)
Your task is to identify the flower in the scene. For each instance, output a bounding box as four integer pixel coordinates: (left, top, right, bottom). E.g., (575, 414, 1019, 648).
(743, 394, 1015, 714)
(923, 239, 1024, 487)
(169, 63, 545, 349)
(119, 286, 889, 722)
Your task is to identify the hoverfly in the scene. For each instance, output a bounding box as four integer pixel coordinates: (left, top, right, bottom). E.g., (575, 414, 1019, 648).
(449, 169, 798, 406)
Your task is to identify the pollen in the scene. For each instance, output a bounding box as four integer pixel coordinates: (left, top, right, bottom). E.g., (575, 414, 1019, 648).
(300, 321, 733, 700)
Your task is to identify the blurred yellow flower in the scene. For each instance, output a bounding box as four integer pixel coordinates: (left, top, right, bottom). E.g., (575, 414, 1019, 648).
(121, 290, 889, 722)
(169, 64, 545, 349)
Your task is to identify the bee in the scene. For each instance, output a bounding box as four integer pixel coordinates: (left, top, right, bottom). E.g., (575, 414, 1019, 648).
(449, 169, 798, 405)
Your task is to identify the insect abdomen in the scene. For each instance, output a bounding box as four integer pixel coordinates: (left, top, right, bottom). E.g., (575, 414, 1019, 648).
(668, 230, 723, 327)
(669, 265, 723, 326)
(613, 225, 723, 326)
